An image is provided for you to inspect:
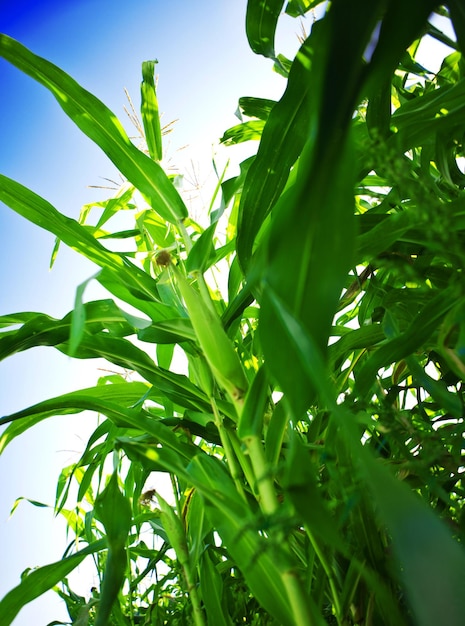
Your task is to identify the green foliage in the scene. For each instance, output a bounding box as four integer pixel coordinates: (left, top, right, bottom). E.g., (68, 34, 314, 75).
(2, 2, 465, 625)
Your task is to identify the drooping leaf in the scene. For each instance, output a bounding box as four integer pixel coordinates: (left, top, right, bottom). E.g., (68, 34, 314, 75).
(0, 540, 106, 626)
(0, 382, 197, 460)
(220, 120, 265, 145)
(0, 176, 166, 306)
(238, 96, 276, 121)
(245, 0, 286, 58)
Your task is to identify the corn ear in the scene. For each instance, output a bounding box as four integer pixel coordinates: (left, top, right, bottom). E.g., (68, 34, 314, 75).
(171, 264, 248, 405)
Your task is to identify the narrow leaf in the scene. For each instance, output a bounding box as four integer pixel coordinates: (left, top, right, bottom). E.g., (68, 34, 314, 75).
(0, 540, 106, 625)
(141, 60, 163, 161)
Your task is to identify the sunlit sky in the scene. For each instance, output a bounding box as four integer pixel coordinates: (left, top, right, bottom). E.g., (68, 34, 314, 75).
(0, 1, 304, 623)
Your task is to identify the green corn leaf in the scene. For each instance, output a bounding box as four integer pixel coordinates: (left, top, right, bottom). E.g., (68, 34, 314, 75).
(0, 312, 39, 329)
(187, 454, 295, 626)
(237, 34, 312, 268)
(0, 300, 151, 360)
(220, 120, 265, 145)
(94, 183, 136, 230)
(57, 333, 214, 413)
(94, 267, 175, 322)
(264, 399, 289, 466)
(285, 0, 322, 17)
(0, 175, 166, 306)
(0, 540, 106, 626)
(238, 96, 276, 120)
(355, 287, 457, 399)
(115, 436, 192, 480)
(448, 0, 465, 56)
(245, 0, 286, 58)
(94, 473, 131, 548)
(0, 308, 216, 415)
(200, 551, 233, 626)
(141, 60, 163, 161)
(0, 35, 187, 224)
(186, 223, 217, 273)
(259, 136, 355, 415)
(94, 473, 132, 626)
(69, 276, 97, 356)
(137, 318, 196, 344)
(329, 324, 385, 372)
(238, 365, 269, 439)
(0, 382, 199, 460)
(258, 0, 418, 415)
(364, 0, 442, 101)
(358, 447, 465, 626)
(186, 490, 211, 570)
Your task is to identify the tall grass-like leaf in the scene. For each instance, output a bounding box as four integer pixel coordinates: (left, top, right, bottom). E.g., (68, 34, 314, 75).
(237, 96, 276, 120)
(260, 137, 356, 415)
(220, 120, 265, 145)
(69, 275, 97, 356)
(236, 35, 312, 268)
(0, 319, 227, 416)
(0, 35, 187, 224)
(237, 365, 268, 439)
(0, 384, 197, 460)
(0, 300, 153, 360)
(364, 0, 441, 100)
(285, 0, 321, 17)
(93, 473, 132, 626)
(200, 551, 233, 626)
(0, 176, 169, 308)
(140, 60, 163, 161)
(258, 0, 424, 414)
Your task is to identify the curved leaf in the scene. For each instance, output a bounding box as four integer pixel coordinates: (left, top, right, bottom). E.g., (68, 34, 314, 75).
(245, 0, 286, 58)
(0, 540, 106, 626)
(0, 176, 166, 307)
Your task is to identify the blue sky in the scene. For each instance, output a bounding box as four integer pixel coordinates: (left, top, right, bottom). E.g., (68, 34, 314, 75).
(0, 1, 300, 623)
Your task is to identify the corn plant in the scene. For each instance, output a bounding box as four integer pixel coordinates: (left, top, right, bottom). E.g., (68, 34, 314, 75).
(2, 1, 465, 625)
